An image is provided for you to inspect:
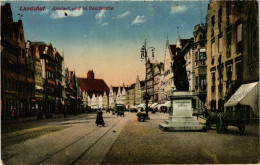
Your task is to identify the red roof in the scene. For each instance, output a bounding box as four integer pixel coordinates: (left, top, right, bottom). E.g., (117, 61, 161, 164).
(78, 77, 109, 94)
(31, 42, 48, 60)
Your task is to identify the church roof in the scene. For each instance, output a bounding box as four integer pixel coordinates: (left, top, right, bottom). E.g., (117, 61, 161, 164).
(78, 77, 109, 94)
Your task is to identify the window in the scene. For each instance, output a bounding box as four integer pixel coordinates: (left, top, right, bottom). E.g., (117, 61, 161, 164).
(236, 61, 242, 82)
(218, 6, 222, 32)
(211, 72, 215, 85)
(200, 75, 207, 86)
(20, 33, 23, 42)
(226, 33, 231, 57)
(199, 52, 206, 60)
(226, 1, 231, 16)
(218, 7, 222, 24)
(226, 65, 232, 82)
(195, 51, 198, 61)
(211, 15, 215, 27)
(218, 37, 222, 53)
(199, 35, 202, 40)
(211, 41, 215, 57)
(237, 23, 242, 42)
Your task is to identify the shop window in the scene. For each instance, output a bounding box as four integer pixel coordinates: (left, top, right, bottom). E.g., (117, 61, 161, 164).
(211, 100, 216, 111)
(218, 99, 224, 111)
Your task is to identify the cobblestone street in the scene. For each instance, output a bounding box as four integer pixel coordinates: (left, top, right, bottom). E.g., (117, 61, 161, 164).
(102, 112, 259, 164)
(1, 112, 259, 164)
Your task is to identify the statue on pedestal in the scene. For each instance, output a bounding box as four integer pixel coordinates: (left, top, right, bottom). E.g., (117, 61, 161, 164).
(172, 48, 189, 91)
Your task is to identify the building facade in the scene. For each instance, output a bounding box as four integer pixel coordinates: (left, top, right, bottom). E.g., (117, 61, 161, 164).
(154, 61, 164, 103)
(193, 24, 207, 114)
(146, 59, 154, 103)
(31, 43, 44, 117)
(163, 39, 176, 102)
(206, 0, 259, 119)
(1, 3, 19, 119)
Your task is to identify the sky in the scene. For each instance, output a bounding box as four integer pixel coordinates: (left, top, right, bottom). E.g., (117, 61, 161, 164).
(5, 0, 209, 87)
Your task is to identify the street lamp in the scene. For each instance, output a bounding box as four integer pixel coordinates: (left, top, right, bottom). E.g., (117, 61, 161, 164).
(140, 39, 155, 119)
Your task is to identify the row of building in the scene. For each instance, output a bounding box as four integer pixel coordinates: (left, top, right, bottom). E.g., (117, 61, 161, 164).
(2, 1, 259, 121)
(132, 1, 259, 121)
(1, 3, 85, 119)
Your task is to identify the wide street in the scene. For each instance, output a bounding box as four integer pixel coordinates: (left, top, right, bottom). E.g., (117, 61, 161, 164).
(1, 111, 259, 164)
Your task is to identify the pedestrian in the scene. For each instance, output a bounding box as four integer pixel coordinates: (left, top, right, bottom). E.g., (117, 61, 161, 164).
(95, 109, 105, 126)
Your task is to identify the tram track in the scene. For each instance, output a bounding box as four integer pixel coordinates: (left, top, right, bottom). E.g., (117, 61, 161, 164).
(35, 116, 123, 165)
(71, 117, 123, 165)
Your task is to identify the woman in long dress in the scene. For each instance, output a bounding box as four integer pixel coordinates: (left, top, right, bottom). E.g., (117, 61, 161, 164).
(95, 109, 105, 126)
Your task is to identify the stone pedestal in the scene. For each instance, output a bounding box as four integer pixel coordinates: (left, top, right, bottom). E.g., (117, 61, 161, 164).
(159, 91, 206, 131)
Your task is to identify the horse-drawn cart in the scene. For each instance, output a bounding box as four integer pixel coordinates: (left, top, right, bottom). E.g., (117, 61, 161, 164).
(206, 109, 246, 135)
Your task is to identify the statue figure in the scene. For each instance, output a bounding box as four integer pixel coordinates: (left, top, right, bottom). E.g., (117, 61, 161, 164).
(172, 48, 189, 91)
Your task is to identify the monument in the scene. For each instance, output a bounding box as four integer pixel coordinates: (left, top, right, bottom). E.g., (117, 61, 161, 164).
(159, 48, 206, 131)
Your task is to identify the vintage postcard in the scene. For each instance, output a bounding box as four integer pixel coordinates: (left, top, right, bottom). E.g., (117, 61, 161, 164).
(1, 0, 259, 164)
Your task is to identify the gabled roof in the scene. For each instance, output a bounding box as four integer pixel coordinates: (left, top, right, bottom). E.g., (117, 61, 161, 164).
(1, 3, 13, 25)
(31, 41, 46, 45)
(78, 77, 109, 94)
(31, 42, 48, 56)
(13, 20, 23, 40)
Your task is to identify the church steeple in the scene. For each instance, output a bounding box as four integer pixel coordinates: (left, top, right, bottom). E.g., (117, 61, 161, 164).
(176, 35, 182, 49)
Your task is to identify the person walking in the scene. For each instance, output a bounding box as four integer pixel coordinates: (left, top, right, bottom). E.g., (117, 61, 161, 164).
(95, 109, 105, 126)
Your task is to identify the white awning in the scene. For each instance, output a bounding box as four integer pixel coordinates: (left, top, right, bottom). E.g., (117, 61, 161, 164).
(163, 101, 171, 108)
(224, 82, 259, 117)
(156, 104, 164, 108)
(35, 85, 43, 90)
(137, 103, 146, 108)
(150, 103, 158, 108)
